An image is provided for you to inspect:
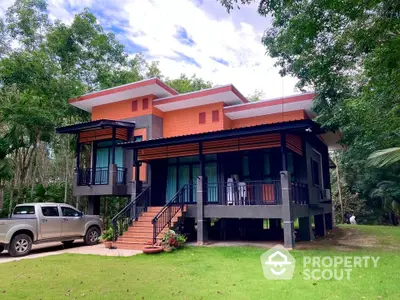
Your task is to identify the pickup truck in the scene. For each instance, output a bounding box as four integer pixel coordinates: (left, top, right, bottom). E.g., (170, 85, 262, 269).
(0, 203, 102, 257)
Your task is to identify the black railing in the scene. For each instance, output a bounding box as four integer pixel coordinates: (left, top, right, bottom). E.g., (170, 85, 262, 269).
(291, 182, 309, 205)
(152, 184, 190, 244)
(77, 168, 92, 186)
(111, 187, 151, 242)
(206, 181, 282, 205)
(77, 167, 109, 185)
(116, 167, 127, 184)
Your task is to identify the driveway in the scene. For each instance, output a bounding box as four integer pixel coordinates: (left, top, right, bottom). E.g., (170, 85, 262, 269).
(0, 241, 142, 264)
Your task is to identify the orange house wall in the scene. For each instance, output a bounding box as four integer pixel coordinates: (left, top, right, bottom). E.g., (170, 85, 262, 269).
(91, 95, 163, 121)
(163, 103, 225, 138)
(231, 110, 307, 129)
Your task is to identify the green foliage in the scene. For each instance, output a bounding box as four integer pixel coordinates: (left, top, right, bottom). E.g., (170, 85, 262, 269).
(166, 74, 212, 93)
(100, 227, 114, 242)
(369, 148, 400, 168)
(161, 230, 187, 250)
(220, 0, 400, 223)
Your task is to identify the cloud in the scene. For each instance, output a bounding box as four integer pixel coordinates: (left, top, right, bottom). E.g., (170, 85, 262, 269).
(0, 0, 300, 99)
(174, 26, 196, 46)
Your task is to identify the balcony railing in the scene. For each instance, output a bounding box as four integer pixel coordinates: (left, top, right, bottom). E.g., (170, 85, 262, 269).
(205, 181, 282, 205)
(77, 167, 109, 186)
(116, 167, 127, 184)
(291, 182, 309, 205)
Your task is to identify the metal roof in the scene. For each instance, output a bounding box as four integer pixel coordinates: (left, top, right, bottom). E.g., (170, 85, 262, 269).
(119, 119, 323, 149)
(56, 119, 135, 134)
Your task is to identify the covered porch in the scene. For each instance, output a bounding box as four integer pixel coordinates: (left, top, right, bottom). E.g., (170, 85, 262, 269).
(122, 119, 333, 248)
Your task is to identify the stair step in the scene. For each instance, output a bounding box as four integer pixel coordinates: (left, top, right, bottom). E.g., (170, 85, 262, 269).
(117, 237, 155, 243)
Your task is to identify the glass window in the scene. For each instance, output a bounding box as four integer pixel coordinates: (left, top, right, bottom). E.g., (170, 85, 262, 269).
(41, 206, 59, 217)
(178, 156, 199, 164)
(61, 207, 81, 217)
(13, 206, 35, 215)
(312, 159, 320, 186)
(134, 136, 143, 142)
(242, 155, 250, 180)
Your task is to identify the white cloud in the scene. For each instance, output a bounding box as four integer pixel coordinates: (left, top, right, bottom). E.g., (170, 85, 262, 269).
(0, 0, 300, 99)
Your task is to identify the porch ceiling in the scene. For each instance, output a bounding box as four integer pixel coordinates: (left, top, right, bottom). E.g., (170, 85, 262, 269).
(56, 119, 135, 134)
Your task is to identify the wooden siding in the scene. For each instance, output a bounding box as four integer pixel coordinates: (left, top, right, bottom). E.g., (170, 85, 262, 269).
(286, 134, 303, 156)
(79, 128, 128, 143)
(138, 134, 281, 161)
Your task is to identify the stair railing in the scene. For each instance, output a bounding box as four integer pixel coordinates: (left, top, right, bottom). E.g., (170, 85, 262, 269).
(111, 186, 151, 242)
(152, 184, 189, 244)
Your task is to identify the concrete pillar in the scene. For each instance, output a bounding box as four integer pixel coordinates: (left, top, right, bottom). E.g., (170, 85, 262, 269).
(196, 176, 208, 245)
(314, 214, 326, 237)
(325, 213, 333, 231)
(281, 171, 295, 249)
(109, 164, 117, 185)
(298, 216, 313, 241)
(88, 196, 100, 215)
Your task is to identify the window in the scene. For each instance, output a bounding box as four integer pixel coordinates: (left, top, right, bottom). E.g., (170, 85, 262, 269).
(212, 110, 219, 122)
(199, 112, 206, 124)
(134, 136, 143, 142)
(312, 159, 320, 186)
(287, 152, 295, 181)
(142, 98, 149, 110)
(41, 206, 59, 217)
(132, 100, 138, 111)
(13, 206, 35, 215)
(242, 155, 250, 181)
(263, 152, 272, 181)
(62, 207, 81, 217)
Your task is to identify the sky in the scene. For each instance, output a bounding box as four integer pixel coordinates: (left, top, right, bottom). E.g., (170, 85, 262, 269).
(0, 0, 300, 99)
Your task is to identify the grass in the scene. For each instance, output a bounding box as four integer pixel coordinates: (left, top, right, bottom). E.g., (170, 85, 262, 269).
(0, 226, 400, 300)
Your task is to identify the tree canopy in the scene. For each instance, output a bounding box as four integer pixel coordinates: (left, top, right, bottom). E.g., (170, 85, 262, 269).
(0, 0, 213, 218)
(220, 0, 400, 223)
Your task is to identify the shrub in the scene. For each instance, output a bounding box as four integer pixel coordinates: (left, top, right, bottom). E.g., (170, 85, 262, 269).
(162, 230, 186, 250)
(101, 227, 114, 242)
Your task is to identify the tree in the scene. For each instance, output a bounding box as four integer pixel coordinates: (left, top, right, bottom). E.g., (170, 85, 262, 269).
(247, 89, 265, 102)
(166, 74, 212, 93)
(219, 0, 400, 224)
(369, 148, 400, 168)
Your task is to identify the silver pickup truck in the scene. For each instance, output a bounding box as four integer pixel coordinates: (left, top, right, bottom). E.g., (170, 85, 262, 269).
(0, 203, 102, 257)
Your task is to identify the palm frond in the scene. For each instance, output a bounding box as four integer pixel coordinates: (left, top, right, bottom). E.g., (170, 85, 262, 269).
(368, 147, 400, 167)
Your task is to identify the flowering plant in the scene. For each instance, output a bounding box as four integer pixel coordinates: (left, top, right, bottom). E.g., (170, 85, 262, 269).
(162, 230, 186, 250)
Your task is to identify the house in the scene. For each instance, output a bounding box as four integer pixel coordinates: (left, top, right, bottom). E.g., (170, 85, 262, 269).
(56, 78, 340, 250)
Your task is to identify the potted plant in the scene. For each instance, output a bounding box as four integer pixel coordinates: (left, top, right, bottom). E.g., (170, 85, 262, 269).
(100, 227, 114, 249)
(161, 230, 187, 252)
(143, 240, 163, 254)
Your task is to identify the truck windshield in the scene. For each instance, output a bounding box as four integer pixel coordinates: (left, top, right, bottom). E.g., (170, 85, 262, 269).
(13, 206, 35, 215)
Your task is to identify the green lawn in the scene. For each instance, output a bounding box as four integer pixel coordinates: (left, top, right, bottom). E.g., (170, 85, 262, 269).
(1, 226, 400, 300)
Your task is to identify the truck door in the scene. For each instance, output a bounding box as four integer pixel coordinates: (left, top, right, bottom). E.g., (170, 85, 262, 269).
(40, 205, 62, 239)
(61, 206, 85, 237)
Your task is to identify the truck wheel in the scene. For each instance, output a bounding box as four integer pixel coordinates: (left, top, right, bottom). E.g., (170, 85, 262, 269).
(62, 240, 74, 247)
(0, 245, 4, 254)
(9, 234, 32, 257)
(84, 227, 100, 245)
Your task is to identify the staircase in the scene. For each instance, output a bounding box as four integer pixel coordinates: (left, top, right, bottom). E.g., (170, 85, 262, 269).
(113, 206, 185, 250)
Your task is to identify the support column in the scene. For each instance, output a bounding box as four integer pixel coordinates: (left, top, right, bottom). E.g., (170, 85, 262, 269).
(91, 142, 97, 185)
(75, 136, 81, 171)
(88, 196, 100, 215)
(325, 213, 333, 231)
(196, 176, 208, 245)
(281, 171, 295, 249)
(280, 132, 287, 171)
(298, 216, 313, 241)
(111, 127, 116, 164)
(314, 214, 326, 237)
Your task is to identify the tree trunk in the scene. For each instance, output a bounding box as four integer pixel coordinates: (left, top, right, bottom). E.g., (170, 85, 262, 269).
(334, 153, 344, 223)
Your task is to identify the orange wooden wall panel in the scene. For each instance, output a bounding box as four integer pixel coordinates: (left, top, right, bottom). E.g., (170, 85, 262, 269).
(163, 103, 225, 138)
(91, 95, 161, 120)
(231, 110, 307, 129)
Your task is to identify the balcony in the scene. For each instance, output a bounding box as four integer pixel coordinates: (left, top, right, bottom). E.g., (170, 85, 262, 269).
(73, 164, 129, 196)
